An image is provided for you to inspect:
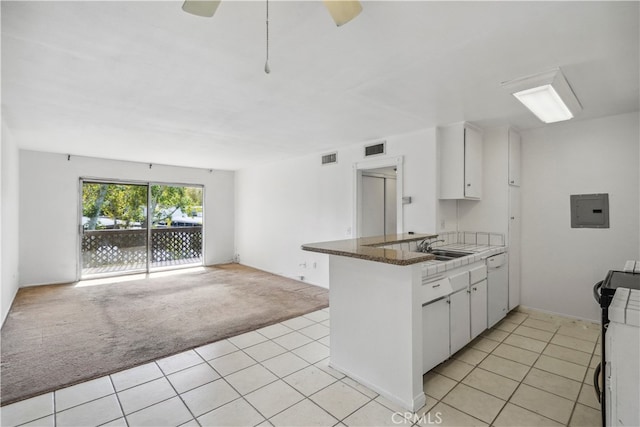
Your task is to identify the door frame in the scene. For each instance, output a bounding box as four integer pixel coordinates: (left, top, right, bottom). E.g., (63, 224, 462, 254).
(353, 156, 404, 238)
(77, 177, 205, 280)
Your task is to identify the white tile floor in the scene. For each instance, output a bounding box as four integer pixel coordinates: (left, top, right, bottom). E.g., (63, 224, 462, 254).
(1, 307, 602, 427)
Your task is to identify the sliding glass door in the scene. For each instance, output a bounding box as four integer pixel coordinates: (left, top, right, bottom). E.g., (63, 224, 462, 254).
(149, 184, 203, 269)
(80, 180, 203, 278)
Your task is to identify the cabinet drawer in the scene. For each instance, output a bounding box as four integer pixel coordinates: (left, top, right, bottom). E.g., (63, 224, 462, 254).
(450, 271, 470, 292)
(421, 277, 453, 305)
(469, 265, 487, 284)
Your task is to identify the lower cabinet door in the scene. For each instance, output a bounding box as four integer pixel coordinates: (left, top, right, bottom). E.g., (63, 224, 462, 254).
(422, 297, 450, 374)
(487, 264, 509, 327)
(450, 289, 471, 355)
(470, 279, 488, 339)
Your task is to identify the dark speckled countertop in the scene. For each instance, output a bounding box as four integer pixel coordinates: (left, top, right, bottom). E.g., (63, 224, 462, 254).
(301, 233, 438, 266)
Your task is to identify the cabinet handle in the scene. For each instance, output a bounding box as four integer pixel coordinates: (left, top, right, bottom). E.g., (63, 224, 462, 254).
(510, 180, 515, 184)
(466, 183, 471, 187)
(467, 290, 471, 294)
(446, 299, 450, 304)
(510, 217, 515, 220)
(432, 284, 441, 288)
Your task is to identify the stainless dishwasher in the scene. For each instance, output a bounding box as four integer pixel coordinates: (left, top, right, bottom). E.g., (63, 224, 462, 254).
(486, 253, 508, 328)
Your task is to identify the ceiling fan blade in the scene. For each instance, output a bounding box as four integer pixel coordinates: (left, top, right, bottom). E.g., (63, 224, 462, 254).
(182, 0, 221, 18)
(323, 0, 363, 26)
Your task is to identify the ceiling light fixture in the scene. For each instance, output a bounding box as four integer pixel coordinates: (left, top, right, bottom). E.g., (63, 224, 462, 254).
(501, 68, 582, 124)
(182, 0, 362, 73)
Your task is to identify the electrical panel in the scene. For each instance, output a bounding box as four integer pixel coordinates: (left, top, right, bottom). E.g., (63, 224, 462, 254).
(570, 193, 609, 228)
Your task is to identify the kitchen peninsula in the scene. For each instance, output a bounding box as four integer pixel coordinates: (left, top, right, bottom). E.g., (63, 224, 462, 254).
(302, 233, 439, 265)
(302, 233, 506, 412)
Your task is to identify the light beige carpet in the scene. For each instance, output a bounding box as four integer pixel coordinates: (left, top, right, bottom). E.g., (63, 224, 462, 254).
(0, 264, 329, 406)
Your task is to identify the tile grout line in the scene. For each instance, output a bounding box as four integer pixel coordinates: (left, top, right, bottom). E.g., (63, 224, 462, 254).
(184, 312, 334, 425)
(120, 386, 188, 423)
(217, 346, 290, 424)
(198, 338, 293, 423)
(434, 311, 537, 425)
(106, 375, 129, 427)
(564, 332, 599, 427)
(482, 312, 530, 425)
(161, 353, 204, 427)
(274, 370, 375, 425)
(505, 317, 579, 426)
(502, 314, 566, 424)
(53, 388, 57, 427)
(45, 385, 127, 425)
(433, 342, 507, 424)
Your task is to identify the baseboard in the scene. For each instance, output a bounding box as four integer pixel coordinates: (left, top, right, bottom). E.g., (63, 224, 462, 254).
(328, 361, 426, 412)
(517, 305, 599, 324)
(230, 261, 328, 289)
(1, 285, 19, 328)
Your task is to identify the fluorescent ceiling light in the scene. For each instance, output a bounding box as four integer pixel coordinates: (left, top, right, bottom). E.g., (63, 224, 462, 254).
(502, 68, 582, 124)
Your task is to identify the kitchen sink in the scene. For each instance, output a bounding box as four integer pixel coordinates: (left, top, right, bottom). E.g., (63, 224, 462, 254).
(429, 249, 472, 261)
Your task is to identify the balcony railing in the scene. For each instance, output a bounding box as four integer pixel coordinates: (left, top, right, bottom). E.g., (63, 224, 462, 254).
(81, 227, 203, 275)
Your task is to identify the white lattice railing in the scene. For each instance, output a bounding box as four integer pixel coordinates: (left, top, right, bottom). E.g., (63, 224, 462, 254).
(81, 227, 203, 271)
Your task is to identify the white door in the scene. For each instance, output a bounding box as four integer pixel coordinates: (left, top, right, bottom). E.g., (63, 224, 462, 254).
(422, 297, 450, 374)
(470, 279, 488, 339)
(361, 176, 385, 237)
(450, 289, 471, 354)
(508, 129, 521, 186)
(384, 177, 397, 235)
(509, 186, 521, 310)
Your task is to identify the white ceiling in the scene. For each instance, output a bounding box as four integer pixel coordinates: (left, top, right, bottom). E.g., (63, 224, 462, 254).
(2, 1, 638, 170)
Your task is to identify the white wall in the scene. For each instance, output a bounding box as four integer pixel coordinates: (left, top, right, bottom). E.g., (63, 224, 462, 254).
(520, 112, 639, 321)
(19, 151, 235, 286)
(1, 122, 21, 324)
(235, 129, 439, 287)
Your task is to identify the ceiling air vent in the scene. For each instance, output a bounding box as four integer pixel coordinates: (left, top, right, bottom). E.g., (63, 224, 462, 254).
(365, 141, 386, 157)
(321, 152, 338, 165)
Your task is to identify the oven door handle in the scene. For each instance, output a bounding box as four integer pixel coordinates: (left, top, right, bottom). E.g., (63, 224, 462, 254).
(594, 362, 602, 403)
(593, 280, 603, 304)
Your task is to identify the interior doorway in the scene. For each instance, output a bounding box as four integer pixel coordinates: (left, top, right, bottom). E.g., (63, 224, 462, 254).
(354, 156, 404, 238)
(361, 167, 397, 237)
(80, 180, 204, 278)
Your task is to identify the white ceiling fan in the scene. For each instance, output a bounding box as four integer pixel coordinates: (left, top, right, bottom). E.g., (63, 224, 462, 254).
(181, 0, 363, 27)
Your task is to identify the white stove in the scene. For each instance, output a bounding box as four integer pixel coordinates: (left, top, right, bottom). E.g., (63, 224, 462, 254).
(602, 262, 640, 427)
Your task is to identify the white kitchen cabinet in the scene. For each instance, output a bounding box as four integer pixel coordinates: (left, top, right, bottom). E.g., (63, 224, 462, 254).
(422, 297, 450, 374)
(508, 129, 521, 187)
(438, 122, 483, 200)
(470, 279, 487, 339)
(487, 253, 509, 327)
(450, 288, 470, 354)
(456, 126, 521, 311)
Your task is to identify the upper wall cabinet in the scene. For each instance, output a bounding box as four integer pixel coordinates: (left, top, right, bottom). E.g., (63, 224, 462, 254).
(438, 122, 483, 200)
(508, 129, 521, 186)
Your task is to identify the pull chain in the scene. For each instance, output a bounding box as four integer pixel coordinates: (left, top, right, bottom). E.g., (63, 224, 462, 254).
(264, 0, 270, 74)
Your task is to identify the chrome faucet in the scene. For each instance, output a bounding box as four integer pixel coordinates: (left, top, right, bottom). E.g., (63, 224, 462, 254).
(417, 238, 445, 253)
